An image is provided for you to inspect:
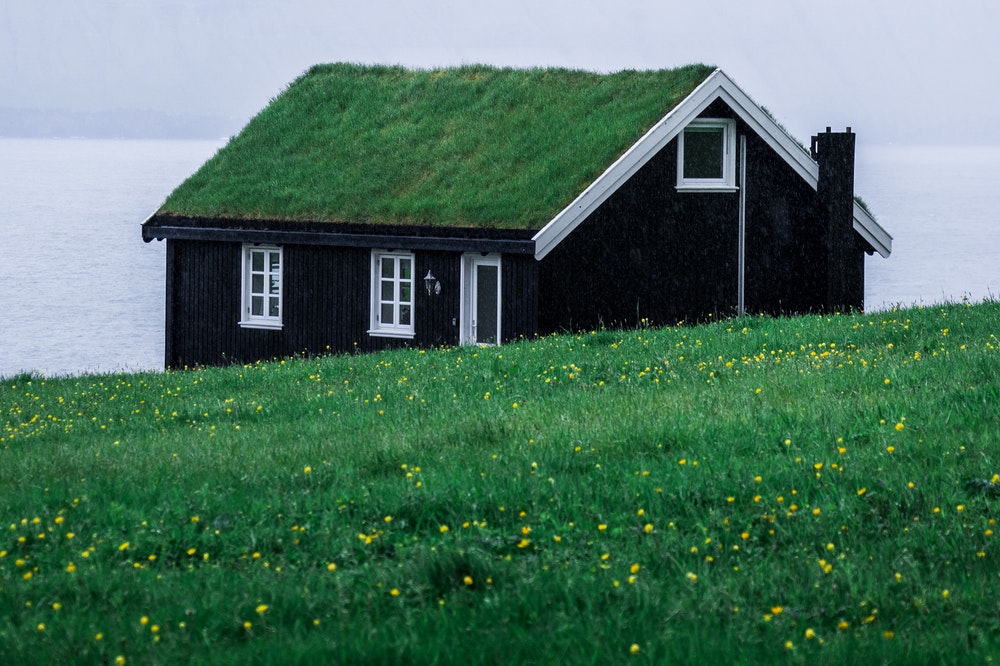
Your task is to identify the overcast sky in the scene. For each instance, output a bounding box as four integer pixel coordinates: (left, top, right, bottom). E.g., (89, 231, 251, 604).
(2, 0, 997, 143)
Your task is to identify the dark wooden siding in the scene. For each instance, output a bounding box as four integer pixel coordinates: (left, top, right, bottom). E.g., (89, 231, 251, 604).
(538, 100, 863, 333)
(538, 124, 740, 333)
(163, 241, 539, 368)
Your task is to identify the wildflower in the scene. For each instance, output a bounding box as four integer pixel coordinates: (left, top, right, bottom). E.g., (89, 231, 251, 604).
(598, 524, 607, 531)
(895, 422, 905, 431)
(630, 644, 640, 655)
(256, 604, 269, 615)
(439, 525, 449, 533)
(857, 487, 867, 496)
(390, 588, 400, 597)
(463, 576, 474, 586)
(630, 563, 640, 574)
(685, 572, 698, 582)
(118, 541, 130, 551)
(837, 620, 849, 631)
(771, 606, 784, 615)
(804, 628, 816, 640)
(517, 538, 531, 548)
(303, 466, 312, 475)
(644, 523, 654, 534)
(327, 563, 337, 571)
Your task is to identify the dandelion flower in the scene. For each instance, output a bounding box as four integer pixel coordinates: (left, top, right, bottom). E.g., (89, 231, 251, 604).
(630, 644, 640, 654)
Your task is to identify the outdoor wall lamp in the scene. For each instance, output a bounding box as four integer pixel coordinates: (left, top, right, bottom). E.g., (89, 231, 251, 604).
(424, 270, 441, 295)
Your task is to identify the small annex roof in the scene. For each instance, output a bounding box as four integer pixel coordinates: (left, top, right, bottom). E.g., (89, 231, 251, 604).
(152, 63, 716, 230)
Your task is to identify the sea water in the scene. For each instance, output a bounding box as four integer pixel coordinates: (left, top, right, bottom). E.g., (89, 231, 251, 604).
(0, 138, 997, 377)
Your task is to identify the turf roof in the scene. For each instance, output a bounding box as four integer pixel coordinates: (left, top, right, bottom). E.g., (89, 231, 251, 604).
(158, 63, 717, 230)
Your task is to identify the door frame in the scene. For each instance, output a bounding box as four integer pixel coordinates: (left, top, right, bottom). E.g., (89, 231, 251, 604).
(459, 253, 502, 345)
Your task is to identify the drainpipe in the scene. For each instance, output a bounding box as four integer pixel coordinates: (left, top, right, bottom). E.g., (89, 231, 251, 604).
(811, 128, 862, 311)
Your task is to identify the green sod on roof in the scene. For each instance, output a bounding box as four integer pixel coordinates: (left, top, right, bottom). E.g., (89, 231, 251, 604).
(159, 63, 716, 229)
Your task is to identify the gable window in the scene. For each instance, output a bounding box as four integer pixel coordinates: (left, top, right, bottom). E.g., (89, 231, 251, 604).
(676, 118, 737, 191)
(240, 244, 283, 329)
(370, 250, 415, 338)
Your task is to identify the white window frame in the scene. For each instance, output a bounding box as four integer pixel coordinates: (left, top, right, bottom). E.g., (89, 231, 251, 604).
(369, 250, 416, 339)
(676, 118, 738, 192)
(239, 244, 283, 330)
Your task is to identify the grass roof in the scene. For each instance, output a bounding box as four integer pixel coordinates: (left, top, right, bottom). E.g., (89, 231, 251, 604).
(158, 63, 716, 230)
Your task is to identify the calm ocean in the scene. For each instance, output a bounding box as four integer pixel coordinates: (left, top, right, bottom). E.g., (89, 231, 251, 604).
(1, 138, 997, 378)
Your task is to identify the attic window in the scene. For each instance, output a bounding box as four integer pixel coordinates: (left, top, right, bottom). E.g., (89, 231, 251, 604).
(677, 118, 737, 191)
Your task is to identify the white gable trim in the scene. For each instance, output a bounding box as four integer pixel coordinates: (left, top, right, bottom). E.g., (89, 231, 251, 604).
(532, 69, 892, 260)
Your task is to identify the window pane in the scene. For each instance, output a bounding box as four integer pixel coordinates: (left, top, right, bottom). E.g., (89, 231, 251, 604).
(381, 303, 394, 325)
(270, 275, 281, 294)
(400, 283, 411, 304)
(684, 127, 724, 179)
(252, 251, 264, 271)
(252, 295, 264, 317)
(381, 280, 394, 301)
(381, 258, 394, 278)
(400, 305, 411, 326)
(269, 297, 280, 318)
(269, 252, 280, 272)
(476, 265, 499, 344)
(252, 274, 264, 294)
(400, 259, 411, 280)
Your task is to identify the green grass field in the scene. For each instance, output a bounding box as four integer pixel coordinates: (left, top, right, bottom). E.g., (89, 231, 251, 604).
(3, 302, 999, 664)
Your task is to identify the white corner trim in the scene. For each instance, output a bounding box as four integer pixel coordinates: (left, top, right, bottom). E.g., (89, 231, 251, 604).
(532, 69, 889, 260)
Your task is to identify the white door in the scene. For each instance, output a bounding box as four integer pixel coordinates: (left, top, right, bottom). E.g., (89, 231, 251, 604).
(461, 254, 501, 345)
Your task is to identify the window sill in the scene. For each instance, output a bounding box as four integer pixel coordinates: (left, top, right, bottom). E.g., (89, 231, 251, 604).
(239, 320, 283, 330)
(368, 329, 415, 340)
(676, 185, 739, 193)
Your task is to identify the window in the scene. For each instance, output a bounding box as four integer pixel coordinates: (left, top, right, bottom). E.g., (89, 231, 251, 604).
(240, 244, 283, 329)
(370, 250, 415, 338)
(676, 118, 737, 191)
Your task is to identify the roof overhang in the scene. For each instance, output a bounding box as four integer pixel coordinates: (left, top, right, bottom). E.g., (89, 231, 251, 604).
(532, 69, 892, 260)
(142, 217, 536, 255)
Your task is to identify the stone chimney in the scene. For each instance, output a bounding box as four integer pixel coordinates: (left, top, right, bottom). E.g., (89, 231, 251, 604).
(811, 128, 863, 311)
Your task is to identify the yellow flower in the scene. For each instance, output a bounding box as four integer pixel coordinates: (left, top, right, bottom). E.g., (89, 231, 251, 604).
(629, 644, 640, 654)
(837, 620, 849, 631)
(771, 606, 783, 615)
(685, 572, 698, 582)
(895, 422, 905, 431)
(439, 525, 449, 533)
(630, 563, 640, 574)
(463, 576, 474, 586)
(256, 604, 269, 614)
(303, 466, 312, 475)
(644, 523, 654, 534)
(804, 628, 816, 640)
(598, 524, 607, 531)
(390, 588, 400, 597)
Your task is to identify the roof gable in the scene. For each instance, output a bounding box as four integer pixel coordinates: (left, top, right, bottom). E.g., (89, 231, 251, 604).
(533, 69, 892, 259)
(157, 63, 716, 229)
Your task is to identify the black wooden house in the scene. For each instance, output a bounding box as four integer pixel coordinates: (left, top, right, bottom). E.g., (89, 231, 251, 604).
(142, 64, 892, 368)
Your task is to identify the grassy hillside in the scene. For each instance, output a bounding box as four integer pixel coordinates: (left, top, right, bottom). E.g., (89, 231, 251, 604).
(2, 302, 1000, 664)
